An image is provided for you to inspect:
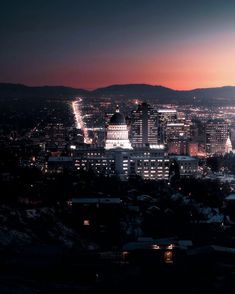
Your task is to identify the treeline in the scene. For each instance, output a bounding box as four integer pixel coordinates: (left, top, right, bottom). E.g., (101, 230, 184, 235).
(207, 153, 235, 173)
(0, 165, 230, 209)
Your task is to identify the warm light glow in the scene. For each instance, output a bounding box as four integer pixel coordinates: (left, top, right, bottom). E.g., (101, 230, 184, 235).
(167, 244, 174, 250)
(152, 244, 160, 250)
(83, 220, 90, 226)
(47, 31, 235, 90)
(164, 250, 173, 264)
(71, 98, 92, 144)
(122, 251, 129, 258)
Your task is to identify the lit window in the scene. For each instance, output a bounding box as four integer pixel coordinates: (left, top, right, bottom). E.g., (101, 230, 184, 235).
(83, 220, 90, 226)
(164, 250, 173, 264)
(167, 244, 174, 250)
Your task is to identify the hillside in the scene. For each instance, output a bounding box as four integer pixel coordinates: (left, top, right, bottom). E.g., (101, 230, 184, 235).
(1, 83, 235, 105)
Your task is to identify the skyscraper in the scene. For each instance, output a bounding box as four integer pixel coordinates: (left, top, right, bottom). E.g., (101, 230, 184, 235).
(130, 102, 158, 147)
(165, 121, 191, 155)
(205, 119, 229, 155)
(157, 109, 178, 144)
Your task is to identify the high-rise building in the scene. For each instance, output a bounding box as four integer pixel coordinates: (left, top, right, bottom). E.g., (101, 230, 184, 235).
(165, 122, 191, 143)
(157, 109, 177, 144)
(165, 122, 191, 155)
(130, 102, 158, 147)
(168, 140, 188, 155)
(205, 119, 229, 155)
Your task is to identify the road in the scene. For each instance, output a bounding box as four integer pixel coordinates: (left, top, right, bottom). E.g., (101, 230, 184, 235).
(72, 98, 92, 144)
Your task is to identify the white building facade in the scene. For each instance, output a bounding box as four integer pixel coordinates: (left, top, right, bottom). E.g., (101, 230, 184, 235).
(105, 106, 132, 150)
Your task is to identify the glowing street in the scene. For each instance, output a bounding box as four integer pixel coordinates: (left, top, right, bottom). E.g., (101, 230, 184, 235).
(72, 98, 92, 144)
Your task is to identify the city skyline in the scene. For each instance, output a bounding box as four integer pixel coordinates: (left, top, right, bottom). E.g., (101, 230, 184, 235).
(1, 0, 235, 90)
(2, 2, 235, 291)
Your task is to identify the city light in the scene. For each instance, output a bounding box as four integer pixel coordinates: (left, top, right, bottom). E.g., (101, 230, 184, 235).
(167, 244, 174, 250)
(152, 244, 160, 250)
(164, 251, 173, 264)
(71, 98, 92, 144)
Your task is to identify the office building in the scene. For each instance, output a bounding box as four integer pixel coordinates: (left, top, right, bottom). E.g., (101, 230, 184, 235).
(205, 119, 229, 155)
(131, 102, 158, 147)
(165, 122, 191, 155)
(157, 109, 177, 144)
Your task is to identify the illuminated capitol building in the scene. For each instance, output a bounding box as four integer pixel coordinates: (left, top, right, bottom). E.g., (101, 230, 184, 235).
(72, 106, 170, 180)
(105, 106, 132, 150)
(47, 106, 199, 180)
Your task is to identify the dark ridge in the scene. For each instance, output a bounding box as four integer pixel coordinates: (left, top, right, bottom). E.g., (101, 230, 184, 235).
(1, 83, 235, 105)
(0, 83, 89, 99)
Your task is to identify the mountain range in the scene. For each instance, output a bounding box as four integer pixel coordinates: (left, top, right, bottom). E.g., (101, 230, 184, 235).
(1, 83, 235, 105)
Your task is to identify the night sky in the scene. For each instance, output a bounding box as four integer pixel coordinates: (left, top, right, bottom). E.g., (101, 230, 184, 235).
(1, 0, 235, 89)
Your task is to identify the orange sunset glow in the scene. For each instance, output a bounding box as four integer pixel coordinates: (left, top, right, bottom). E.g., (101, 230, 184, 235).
(1, 1, 235, 90)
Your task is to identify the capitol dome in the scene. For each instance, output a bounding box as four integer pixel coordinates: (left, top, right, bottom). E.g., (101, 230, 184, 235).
(109, 106, 126, 125)
(105, 106, 132, 150)
(110, 112, 126, 125)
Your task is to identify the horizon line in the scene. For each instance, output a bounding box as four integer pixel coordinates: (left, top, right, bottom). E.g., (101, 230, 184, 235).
(0, 81, 234, 92)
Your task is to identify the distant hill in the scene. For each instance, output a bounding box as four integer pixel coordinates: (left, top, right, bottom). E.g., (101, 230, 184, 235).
(187, 86, 235, 100)
(0, 83, 88, 99)
(92, 84, 235, 104)
(93, 84, 175, 97)
(1, 82, 235, 105)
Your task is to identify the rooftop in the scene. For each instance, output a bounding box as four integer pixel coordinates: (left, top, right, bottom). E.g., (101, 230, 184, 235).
(225, 194, 235, 201)
(171, 156, 198, 161)
(109, 112, 126, 125)
(157, 109, 177, 113)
